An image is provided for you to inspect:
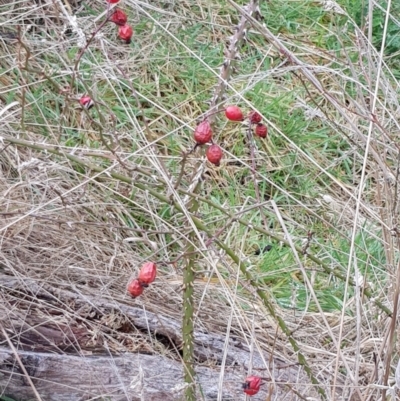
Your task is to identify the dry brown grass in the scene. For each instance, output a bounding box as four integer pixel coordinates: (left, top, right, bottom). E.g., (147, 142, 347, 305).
(1, 0, 400, 400)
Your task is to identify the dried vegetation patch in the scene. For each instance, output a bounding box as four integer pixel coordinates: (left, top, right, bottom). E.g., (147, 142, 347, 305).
(1, 0, 400, 400)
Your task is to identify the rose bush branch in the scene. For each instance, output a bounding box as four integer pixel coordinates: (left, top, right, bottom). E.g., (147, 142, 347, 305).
(177, 1, 263, 398)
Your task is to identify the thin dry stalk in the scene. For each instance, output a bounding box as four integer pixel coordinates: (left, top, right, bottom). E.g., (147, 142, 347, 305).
(1, 327, 43, 401)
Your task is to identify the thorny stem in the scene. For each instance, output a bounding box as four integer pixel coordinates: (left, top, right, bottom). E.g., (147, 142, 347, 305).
(182, 192, 200, 401)
(174, 147, 196, 190)
(58, 7, 116, 153)
(71, 13, 112, 85)
(179, 2, 262, 398)
(209, 2, 259, 114)
(114, 36, 196, 399)
(214, 239, 327, 400)
(180, 128, 203, 397)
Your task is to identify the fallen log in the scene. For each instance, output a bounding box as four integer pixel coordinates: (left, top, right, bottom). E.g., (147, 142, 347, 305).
(0, 347, 246, 401)
(0, 274, 320, 400)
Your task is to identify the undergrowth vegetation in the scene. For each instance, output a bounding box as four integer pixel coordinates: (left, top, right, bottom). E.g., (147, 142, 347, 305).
(1, 0, 400, 400)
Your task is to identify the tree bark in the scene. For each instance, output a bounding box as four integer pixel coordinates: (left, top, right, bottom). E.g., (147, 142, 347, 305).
(0, 347, 247, 401)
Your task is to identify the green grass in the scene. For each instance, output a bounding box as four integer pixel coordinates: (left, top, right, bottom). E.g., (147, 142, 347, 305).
(257, 227, 387, 313)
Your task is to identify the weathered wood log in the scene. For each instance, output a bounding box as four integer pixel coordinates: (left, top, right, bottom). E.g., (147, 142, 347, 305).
(0, 275, 321, 400)
(0, 346, 244, 401)
(0, 275, 301, 372)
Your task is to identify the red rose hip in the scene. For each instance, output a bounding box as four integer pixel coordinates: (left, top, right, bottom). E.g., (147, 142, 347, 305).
(79, 95, 94, 109)
(243, 375, 261, 396)
(255, 123, 268, 138)
(206, 144, 223, 166)
(107, 0, 120, 3)
(193, 120, 212, 145)
(138, 262, 157, 286)
(225, 105, 244, 121)
(127, 279, 144, 297)
(248, 111, 262, 124)
(118, 25, 133, 44)
(110, 9, 127, 26)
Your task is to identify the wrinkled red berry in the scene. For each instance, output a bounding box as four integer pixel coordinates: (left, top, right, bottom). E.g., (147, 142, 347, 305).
(243, 375, 261, 396)
(107, 0, 120, 3)
(225, 105, 244, 121)
(110, 9, 127, 26)
(193, 120, 212, 145)
(138, 262, 157, 286)
(248, 111, 262, 124)
(127, 279, 144, 297)
(118, 25, 133, 43)
(255, 123, 268, 138)
(206, 144, 223, 166)
(79, 95, 94, 109)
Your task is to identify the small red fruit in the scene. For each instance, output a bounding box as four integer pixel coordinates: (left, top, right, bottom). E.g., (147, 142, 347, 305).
(110, 9, 127, 26)
(225, 105, 244, 121)
(118, 25, 133, 44)
(127, 279, 144, 297)
(243, 375, 261, 396)
(107, 0, 120, 3)
(206, 144, 223, 166)
(193, 120, 212, 145)
(248, 111, 262, 124)
(138, 262, 157, 286)
(79, 95, 94, 109)
(255, 123, 268, 138)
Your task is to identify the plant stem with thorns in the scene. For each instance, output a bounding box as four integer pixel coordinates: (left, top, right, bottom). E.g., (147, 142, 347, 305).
(180, 2, 260, 398)
(182, 194, 199, 401)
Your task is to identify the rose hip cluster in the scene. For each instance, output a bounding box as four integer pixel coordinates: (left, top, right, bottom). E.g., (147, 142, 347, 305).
(107, 0, 133, 44)
(193, 121, 223, 166)
(127, 262, 157, 298)
(225, 106, 268, 138)
(193, 106, 267, 166)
